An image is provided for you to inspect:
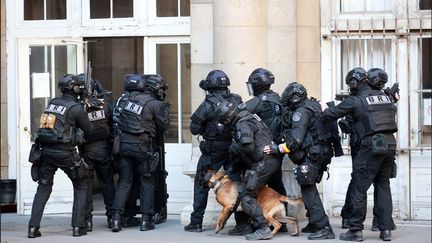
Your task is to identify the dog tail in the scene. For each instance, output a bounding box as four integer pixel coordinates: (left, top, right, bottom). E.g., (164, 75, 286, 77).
(279, 195, 304, 205)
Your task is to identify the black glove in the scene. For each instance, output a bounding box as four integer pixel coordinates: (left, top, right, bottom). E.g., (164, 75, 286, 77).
(85, 97, 104, 111)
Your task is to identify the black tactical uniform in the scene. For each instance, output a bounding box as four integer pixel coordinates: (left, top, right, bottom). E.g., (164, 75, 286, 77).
(217, 101, 279, 241)
(323, 76, 398, 242)
(265, 82, 335, 240)
(77, 74, 115, 231)
(110, 74, 170, 232)
(245, 68, 287, 217)
(184, 70, 243, 232)
(28, 74, 93, 238)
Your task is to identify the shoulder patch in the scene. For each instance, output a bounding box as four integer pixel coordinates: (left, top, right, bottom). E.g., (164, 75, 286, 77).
(292, 112, 302, 122)
(238, 102, 247, 109)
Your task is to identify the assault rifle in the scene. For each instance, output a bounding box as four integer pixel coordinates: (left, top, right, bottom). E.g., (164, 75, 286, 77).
(335, 90, 351, 101)
(83, 61, 104, 110)
(384, 83, 400, 103)
(326, 101, 344, 157)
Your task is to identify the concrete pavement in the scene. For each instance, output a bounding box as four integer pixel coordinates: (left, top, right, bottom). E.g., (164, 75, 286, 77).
(1, 212, 430, 243)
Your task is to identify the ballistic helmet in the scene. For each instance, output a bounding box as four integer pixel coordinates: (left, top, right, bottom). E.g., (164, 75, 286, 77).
(367, 68, 388, 90)
(216, 100, 240, 126)
(124, 74, 146, 92)
(280, 82, 307, 108)
(345, 67, 368, 94)
(199, 70, 230, 91)
(144, 74, 168, 101)
(246, 68, 275, 96)
(58, 74, 84, 94)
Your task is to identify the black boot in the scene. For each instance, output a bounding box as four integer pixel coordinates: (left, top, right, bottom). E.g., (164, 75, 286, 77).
(371, 222, 379, 231)
(111, 213, 122, 232)
(308, 226, 335, 240)
(302, 223, 318, 233)
(228, 224, 253, 236)
(122, 216, 141, 227)
(339, 230, 363, 242)
(28, 227, 42, 238)
(342, 218, 350, 229)
(184, 222, 202, 232)
(245, 227, 273, 241)
(72, 227, 87, 237)
(379, 230, 391, 241)
(140, 218, 155, 231)
(107, 216, 112, 229)
(85, 219, 93, 232)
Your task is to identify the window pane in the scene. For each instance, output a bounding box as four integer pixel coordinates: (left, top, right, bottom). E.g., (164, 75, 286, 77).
(46, 0, 66, 19)
(24, 0, 44, 20)
(157, 44, 178, 142)
(157, 0, 178, 17)
(421, 38, 431, 145)
(54, 45, 77, 97)
(181, 44, 191, 143)
(29, 46, 52, 140)
(91, 0, 110, 18)
(420, 0, 432, 10)
(340, 0, 364, 12)
(180, 0, 190, 16)
(366, 0, 392, 11)
(113, 0, 133, 18)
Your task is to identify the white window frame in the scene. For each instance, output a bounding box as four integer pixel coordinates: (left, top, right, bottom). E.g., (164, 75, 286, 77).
(146, 0, 190, 34)
(337, 0, 395, 15)
(82, 0, 142, 27)
(15, 0, 76, 28)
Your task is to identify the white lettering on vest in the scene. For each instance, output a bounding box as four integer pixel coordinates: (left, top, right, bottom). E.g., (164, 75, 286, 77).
(45, 104, 67, 115)
(88, 110, 106, 121)
(366, 95, 391, 105)
(124, 101, 143, 115)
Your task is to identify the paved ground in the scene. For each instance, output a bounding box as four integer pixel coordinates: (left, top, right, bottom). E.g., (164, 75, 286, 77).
(1, 212, 430, 243)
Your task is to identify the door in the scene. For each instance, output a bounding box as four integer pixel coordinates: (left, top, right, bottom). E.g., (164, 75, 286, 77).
(147, 37, 192, 214)
(17, 38, 84, 215)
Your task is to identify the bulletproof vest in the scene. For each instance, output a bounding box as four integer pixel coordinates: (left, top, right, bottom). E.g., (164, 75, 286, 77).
(37, 98, 80, 145)
(256, 91, 283, 127)
(355, 91, 398, 139)
(302, 98, 332, 145)
(204, 92, 242, 140)
(85, 103, 111, 142)
(116, 91, 157, 136)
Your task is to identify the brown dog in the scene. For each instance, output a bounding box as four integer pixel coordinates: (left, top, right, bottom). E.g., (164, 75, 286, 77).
(206, 171, 303, 236)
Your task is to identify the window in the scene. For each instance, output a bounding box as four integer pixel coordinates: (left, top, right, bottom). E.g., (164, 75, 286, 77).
(90, 0, 133, 19)
(157, 0, 190, 17)
(420, 0, 432, 10)
(340, 0, 393, 12)
(24, 0, 66, 20)
(419, 38, 432, 145)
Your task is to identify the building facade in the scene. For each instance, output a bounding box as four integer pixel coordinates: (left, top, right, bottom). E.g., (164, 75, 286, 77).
(1, 0, 430, 222)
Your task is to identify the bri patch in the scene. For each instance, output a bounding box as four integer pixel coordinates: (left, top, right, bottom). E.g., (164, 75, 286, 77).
(87, 110, 106, 121)
(366, 95, 391, 105)
(45, 104, 67, 115)
(124, 101, 143, 115)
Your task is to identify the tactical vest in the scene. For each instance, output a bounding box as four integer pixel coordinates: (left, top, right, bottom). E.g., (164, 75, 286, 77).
(355, 93, 398, 139)
(259, 92, 284, 142)
(36, 98, 81, 145)
(116, 92, 156, 136)
(303, 98, 332, 145)
(204, 93, 242, 140)
(85, 103, 111, 142)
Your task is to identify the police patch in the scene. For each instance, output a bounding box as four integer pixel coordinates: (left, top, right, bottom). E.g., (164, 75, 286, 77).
(45, 104, 67, 115)
(238, 102, 246, 109)
(292, 112, 302, 122)
(124, 101, 143, 115)
(87, 110, 106, 121)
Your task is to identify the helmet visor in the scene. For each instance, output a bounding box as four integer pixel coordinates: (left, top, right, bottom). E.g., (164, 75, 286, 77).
(246, 82, 254, 96)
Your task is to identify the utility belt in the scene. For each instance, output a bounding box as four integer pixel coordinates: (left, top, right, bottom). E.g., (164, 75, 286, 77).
(82, 139, 110, 152)
(361, 133, 396, 155)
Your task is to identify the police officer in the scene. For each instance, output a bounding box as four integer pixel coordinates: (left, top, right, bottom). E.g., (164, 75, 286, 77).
(264, 82, 335, 240)
(28, 74, 93, 238)
(77, 73, 115, 231)
(322, 69, 398, 241)
(110, 74, 170, 232)
(184, 70, 243, 233)
(244, 68, 288, 233)
(216, 101, 279, 241)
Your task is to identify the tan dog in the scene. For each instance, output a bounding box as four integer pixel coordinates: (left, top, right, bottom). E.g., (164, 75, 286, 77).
(206, 171, 303, 236)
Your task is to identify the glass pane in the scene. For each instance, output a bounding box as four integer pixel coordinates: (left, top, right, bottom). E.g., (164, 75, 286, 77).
(341, 39, 362, 89)
(180, 0, 190, 16)
(29, 46, 52, 140)
(156, 44, 178, 143)
(46, 0, 66, 19)
(113, 0, 133, 17)
(420, 0, 432, 10)
(421, 38, 431, 145)
(24, 0, 44, 20)
(365, 39, 393, 84)
(86, 37, 144, 99)
(157, 0, 178, 17)
(366, 0, 392, 11)
(91, 0, 110, 18)
(54, 45, 77, 97)
(340, 0, 364, 12)
(181, 44, 191, 143)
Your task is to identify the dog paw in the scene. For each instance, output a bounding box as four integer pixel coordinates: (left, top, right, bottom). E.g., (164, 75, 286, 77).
(290, 232, 300, 237)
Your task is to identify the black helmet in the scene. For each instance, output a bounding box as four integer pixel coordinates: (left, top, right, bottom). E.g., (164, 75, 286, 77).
(280, 82, 307, 108)
(143, 74, 167, 101)
(199, 70, 230, 91)
(345, 67, 368, 94)
(367, 68, 388, 90)
(246, 68, 275, 96)
(216, 100, 240, 126)
(124, 74, 146, 92)
(58, 74, 84, 94)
